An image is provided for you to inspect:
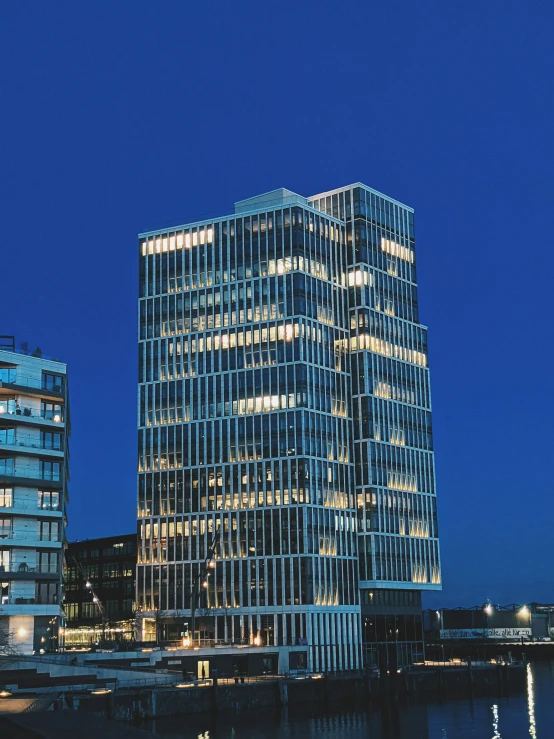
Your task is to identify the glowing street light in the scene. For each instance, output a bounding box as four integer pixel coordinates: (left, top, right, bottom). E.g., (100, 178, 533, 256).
(520, 605, 530, 617)
(484, 604, 493, 616)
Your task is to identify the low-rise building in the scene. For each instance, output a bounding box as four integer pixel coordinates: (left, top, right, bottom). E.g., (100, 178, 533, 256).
(64, 533, 136, 646)
(425, 603, 554, 642)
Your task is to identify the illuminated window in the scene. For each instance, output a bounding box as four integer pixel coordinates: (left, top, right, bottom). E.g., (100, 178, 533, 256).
(0, 488, 13, 508)
(348, 269, 371, 287)
(381, 237, 414, 263)
(350, 335, 427, 367)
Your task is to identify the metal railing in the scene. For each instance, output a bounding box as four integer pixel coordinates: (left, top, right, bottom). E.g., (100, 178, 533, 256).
(0, 406, 64, 423)
(0, 564, 59, 575)
(0, 437, 62, 452)
(0, 533, 61, 543)
(22, 690, 59, 713)
(0, 466, 61, 482)
(0, 373, 64, 394)
(0, 596, 59, 605)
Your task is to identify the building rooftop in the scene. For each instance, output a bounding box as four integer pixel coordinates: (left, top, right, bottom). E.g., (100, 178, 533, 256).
(0, 336, 65, 366)
(234, 188, 308, 214)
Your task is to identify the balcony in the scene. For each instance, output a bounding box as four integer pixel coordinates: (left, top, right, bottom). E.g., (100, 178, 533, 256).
(0, 468, 64, 490)
(0, 535, 62, 549)
(0, 437, 64, 457)
(0, 503, 62, 519)
(0, 372, 65, 402)
(0, 596, 59, 605)
(0, 563, 59, 580)
(0, 404, 64, 426)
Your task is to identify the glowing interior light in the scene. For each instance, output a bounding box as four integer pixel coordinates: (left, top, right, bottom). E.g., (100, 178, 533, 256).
(53, 414, 61, 423)
(381, 237, 414, 263)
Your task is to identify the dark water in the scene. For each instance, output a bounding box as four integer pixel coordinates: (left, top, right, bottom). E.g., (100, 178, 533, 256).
(145, 661, 554, 738)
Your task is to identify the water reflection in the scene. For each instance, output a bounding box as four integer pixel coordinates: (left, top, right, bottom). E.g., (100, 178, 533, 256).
(144, 661, 553, 739)
(491, 704, 502, 738)
(527, 663, 537, 739)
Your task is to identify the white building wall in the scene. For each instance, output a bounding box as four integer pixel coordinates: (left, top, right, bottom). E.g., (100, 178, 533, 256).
(0, 347, 68, 654)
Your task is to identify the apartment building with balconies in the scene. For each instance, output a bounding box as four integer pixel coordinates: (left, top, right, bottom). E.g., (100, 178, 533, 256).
(0, 336, 69, 654)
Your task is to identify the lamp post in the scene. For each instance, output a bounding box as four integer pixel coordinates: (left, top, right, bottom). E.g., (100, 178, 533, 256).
(483, 602, 493, 661)
(519, 605, 530, 645)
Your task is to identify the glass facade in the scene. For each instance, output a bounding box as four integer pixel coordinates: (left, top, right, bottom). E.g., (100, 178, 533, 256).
(64, 534, 136, 646)
(137, 191, 361, 672)
(137, 185, 441, 672)
(309, 184, 440, 667)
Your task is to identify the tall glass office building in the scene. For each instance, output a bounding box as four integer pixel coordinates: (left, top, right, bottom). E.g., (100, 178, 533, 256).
(137, 184, 440, 672)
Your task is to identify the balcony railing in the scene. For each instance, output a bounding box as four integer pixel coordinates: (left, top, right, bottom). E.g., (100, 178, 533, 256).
(0, 437, 62, 452)
(0, 466, 61, 482)
(0, 405, 64, 423)
(0, 372, 64, 394)
(0, 596, 59, 605)
(0, 533, 61, 543)
(0, 564, 59, 575)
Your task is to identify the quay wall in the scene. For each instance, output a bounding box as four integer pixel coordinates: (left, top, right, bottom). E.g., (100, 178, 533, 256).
(68, 664, 525, 720)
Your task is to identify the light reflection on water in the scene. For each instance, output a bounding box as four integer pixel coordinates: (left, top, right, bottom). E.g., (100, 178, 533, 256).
(491, 704, 502, 738)
(145, 661, 553, 739)
(527, 663, 537, 739)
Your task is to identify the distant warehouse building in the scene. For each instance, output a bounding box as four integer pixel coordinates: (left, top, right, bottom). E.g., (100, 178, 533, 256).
(425, 603, 554, 642)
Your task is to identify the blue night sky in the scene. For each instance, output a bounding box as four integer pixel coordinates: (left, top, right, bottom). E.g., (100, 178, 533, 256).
(2, 1, 553, 610)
